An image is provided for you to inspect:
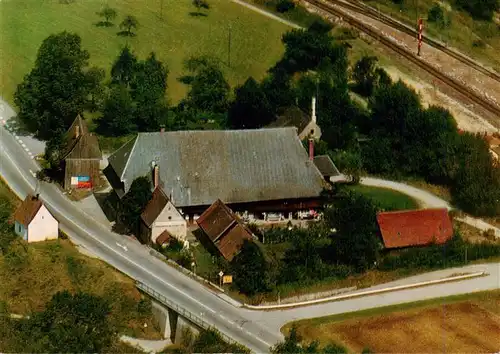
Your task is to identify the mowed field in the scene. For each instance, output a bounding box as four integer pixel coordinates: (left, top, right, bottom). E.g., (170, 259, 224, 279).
(286, 291, 500, 353)
(0, 0, 290, 104)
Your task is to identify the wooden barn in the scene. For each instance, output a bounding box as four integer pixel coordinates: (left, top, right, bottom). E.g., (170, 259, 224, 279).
(62, 115, 102, 190)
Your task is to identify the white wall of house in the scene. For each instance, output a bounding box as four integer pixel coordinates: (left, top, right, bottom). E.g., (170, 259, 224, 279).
(151, 201, 187, 242)
(27, 205, 58, 243)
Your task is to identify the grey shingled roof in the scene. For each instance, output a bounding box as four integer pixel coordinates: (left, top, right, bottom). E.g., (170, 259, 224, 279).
(313, 155, 340, 177)
(108, 128, 325, 207)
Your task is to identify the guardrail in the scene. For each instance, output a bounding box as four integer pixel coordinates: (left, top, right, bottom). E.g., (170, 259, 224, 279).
(243, 271, 487, 310)
(136, 282, 240, 347)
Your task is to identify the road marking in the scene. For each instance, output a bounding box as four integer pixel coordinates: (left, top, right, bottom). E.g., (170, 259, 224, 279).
(21, 142, 26, 148)
(115, 242, 128, 252)
(0, 139, 275, 349)
(219, 314, 235, 325)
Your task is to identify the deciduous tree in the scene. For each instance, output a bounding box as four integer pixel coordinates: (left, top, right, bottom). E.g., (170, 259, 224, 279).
(111, 46, 138, 86)
(228, 77, 274, 129)
(97, 6, 117, 26)
(17, 291, 114, 353)
(120, 15, 139, 36)
(192, 0, 210, 12)
(14, 32, 102, 140)
(181, 57, 230, 114)
(351, 55, 379, 97)
(119, 176, 152, 234)
(323, 191, 381, 271)
(97, 84, 136, 136)
(452, 133, 500, 216)
(231, 240, 270, 296)
(455, 0, 499, 20)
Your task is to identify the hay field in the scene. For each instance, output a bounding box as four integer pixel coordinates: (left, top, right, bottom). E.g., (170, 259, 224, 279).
(288, 291, 500, 353)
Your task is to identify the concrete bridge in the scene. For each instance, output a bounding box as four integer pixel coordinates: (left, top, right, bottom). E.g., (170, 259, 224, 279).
(137, 282, 238, 346)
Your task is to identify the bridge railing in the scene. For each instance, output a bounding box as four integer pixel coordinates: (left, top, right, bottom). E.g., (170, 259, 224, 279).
(136, 282, 240, 347)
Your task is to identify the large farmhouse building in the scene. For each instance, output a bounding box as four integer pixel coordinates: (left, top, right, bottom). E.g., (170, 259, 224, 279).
(104, 128, 326, 223)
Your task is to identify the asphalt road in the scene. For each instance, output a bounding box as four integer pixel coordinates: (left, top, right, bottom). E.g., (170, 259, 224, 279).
(0, 103, 281, 353)
(1, 98, 499, 352)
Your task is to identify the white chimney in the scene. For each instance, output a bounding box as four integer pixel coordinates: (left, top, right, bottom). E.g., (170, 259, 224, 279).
(311, 96, 317, 123)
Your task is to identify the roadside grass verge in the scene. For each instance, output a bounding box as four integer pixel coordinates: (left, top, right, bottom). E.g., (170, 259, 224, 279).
(345, 184, 420, 210)
(0, 0, 290, 105)
(0, 178, 161, 340)
(0, 239, 162, 339)
(282, 290, 500, 352)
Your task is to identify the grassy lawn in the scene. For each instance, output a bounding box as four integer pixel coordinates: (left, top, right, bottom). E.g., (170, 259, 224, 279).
(362, 0, 500, 71)
(0, 0, 291, 105)
(346, 184, 420, 210)
(283, 290, 500, 353)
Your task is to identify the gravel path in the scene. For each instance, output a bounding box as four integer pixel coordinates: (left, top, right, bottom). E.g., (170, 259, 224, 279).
(360, 176, 452, 209)
(231, 0, 301, 28)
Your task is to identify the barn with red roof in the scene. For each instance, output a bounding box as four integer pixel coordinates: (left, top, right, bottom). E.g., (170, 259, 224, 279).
(376, 208, 453, 249)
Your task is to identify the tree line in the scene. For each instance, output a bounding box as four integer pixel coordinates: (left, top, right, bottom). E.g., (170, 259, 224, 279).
(14, 20, 500, 216)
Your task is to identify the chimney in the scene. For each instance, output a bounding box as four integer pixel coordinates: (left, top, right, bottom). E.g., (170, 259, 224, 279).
(309, 138, 314, 161)
(153, 165, 159, 188)
(160, 125, 165, 133)
(75, 124, 80, 139)
(311, 96, 317, 123)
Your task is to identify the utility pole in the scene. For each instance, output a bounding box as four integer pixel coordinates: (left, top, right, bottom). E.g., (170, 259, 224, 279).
(228, 24, 232, 68)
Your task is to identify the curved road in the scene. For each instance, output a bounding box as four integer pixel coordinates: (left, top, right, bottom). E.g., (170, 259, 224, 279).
(1, 99, 499, 351)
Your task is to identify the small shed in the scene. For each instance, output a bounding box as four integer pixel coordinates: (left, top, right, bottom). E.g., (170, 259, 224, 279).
(376, 208, 453, 249)
(13, 194, 58, 243)
(196, 199, 253, 261)
(62, 115, 102, 190)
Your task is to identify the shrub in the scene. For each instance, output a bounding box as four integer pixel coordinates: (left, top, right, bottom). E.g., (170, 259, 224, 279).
(378, 233, 500, 271)
(276, 0, 295, 13)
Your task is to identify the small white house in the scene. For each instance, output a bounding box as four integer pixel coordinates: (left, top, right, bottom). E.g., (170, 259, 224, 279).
(140, 187, 187, 245)
(13, 194, 58, 243)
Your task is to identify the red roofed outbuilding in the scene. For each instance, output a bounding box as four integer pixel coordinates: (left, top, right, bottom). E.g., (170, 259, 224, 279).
(376, 208, 453, 249)
(196, 199, 254, 261)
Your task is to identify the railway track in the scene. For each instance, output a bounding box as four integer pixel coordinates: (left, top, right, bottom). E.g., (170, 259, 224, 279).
(329, 0, 500, 84)
(303, 0, 500, 118)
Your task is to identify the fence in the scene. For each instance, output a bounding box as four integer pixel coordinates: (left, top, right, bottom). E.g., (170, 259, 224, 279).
(136, 282, 239, 347)
(148, 247, 225, 292)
